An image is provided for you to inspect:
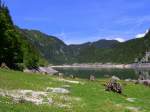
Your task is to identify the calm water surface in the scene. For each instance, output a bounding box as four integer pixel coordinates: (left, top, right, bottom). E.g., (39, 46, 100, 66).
(54, 68, 150, 80)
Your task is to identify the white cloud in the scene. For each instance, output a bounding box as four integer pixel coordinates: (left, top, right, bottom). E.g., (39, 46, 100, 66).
(135, 33, 145, 38)
(135, 30, 149, 38)
(106, 36, 125, 42)
(114, 38, 125, 42)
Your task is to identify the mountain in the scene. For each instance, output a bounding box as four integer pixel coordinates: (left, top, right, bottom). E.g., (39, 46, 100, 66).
(73, 31, 150, 64)
(19, 28, 121, 64)
(112, 31, 150, 63)
(69, 39, 119, 61)
(19, 26, 150, 64)
(19, 29, 74, 64)
(70, 39, 119, 49)
(90, 39, 119, 48)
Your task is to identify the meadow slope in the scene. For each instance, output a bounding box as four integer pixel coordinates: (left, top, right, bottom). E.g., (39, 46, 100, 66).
(0, 69, 150, 112)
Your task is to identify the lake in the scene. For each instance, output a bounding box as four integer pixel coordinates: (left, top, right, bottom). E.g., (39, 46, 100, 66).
(54, 67, 150, 80)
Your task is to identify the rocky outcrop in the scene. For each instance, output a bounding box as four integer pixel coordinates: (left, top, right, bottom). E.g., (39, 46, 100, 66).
(0, 89, 53, 105)
(24, 67, 58, 75)
(46, 87, 70, 94)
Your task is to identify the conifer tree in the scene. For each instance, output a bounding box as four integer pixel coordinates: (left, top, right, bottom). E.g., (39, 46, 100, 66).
(0, 0, 23, 68)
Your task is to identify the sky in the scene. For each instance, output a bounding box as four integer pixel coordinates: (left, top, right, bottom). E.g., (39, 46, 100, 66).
(4, 0, 150, 44)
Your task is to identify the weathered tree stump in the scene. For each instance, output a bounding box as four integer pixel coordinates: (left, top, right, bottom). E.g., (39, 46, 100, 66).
(105, 79, 122, 94)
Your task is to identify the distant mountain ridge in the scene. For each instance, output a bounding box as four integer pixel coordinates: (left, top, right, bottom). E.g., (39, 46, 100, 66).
(19, 28, 150, 64)
(69, 39, 119, 48)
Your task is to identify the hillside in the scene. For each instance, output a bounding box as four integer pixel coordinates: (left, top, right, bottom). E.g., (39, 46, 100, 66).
(73, 32, 150, 64)
(20, 29, 150, 64)
(19, 29, 123, 64)
(19, 29, 74, 64)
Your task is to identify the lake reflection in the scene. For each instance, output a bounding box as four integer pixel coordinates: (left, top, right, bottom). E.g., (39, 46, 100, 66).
(54, 67, 150, 80)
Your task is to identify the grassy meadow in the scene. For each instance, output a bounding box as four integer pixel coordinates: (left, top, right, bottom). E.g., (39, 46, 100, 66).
(0, 69, 150, 112)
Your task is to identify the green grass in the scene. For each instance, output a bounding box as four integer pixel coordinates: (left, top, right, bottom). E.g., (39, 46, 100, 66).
(0, 69, 150, 112)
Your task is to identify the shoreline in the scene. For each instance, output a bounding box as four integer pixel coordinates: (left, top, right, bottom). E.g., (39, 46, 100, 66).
(51, 63, 150, 69)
